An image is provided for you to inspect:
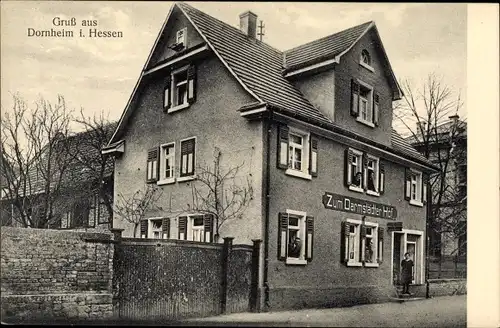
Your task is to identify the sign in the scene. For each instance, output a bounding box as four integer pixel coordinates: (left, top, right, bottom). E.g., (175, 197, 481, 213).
(387, 222, 403, 231)
(322, 192, 397, 220)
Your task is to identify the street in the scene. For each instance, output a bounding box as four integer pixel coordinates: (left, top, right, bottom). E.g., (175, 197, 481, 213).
(183, 295, 466, 327)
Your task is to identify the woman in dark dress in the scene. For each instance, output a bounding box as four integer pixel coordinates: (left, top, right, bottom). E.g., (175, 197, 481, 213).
(401, 252, 414, 295)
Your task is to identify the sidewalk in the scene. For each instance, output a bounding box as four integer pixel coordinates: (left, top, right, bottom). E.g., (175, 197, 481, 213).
(184, 295, 466, 327)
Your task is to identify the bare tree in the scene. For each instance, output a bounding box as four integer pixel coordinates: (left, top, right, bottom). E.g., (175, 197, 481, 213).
(393, 73, 467, 273)
(65, 108, 117, 225)
(1, 94, 73, 228)
(185, 147, 254, 242)
(113, 184, 163, 237)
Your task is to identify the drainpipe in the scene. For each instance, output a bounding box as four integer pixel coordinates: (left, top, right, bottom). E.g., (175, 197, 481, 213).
(262, 112, 272, 311)
(425, 178, 431, 298)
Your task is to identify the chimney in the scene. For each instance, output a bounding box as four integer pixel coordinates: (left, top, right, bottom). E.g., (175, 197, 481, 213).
(239, 11, 257, 38)
(449, 114, 459, 124)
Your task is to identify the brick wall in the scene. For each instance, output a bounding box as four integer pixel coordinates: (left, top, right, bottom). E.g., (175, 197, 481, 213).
(1, 227, 114, 322)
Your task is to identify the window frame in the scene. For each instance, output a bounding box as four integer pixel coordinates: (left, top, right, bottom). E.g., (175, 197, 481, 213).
(187, 215, 205, 242)
(365, 155, 380, 196)
(409, 169, 423, 206)
(360, 50, 375, 72)
(178, 137, 197, 182)
(346, 218, 379, 267)
(176, 27, 187, 47)
(349, 148, 364, 193)
(356, 80, 375, 127)
(168, 65, 191, 113)
(158, 142, 176, 185)
(148, 218, 164, 239)
(285, 127, 312, 180)
(285, 209, 307, 265)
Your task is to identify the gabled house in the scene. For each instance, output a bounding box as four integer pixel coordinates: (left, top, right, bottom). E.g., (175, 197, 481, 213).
(405, 115, 467, 264)
(105, 2, 438, 310)
(1, 124, 116, 230)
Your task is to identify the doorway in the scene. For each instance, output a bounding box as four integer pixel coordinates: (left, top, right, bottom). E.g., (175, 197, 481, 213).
(391, 230, 424, 285)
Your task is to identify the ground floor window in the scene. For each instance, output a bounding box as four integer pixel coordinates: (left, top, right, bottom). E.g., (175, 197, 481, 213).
(278, 210, 314, 265)
(343, 218, 381, 267)
(178, 214, 214, 242)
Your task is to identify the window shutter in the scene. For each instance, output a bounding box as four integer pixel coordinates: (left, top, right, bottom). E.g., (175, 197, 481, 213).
(277, 125, 289, 169)
(377, 227, 384, 263)
(61, 214, 68, 229)
(404, 168, 411, 200)
(344, 149, 353, 187)
(162, 217, 170, 239)
(379, 161, 385, 195)
(203, 214, 213, 242)
(340, 221, 350, 264)
(163, 75, 172, 111)
(146, 147, 159, 183)
(305, 216, 314, 262)
(278, 212, 288, 261)
(360, 224, 367, 263)
(178, 216, 187, 240)
(140, 220, 148, 238)
(351, 79, 360, 117)
(362, 153, 368, 191)
(373, 92, 380, 126)
(309, 135, 318, 177)
(422, 173, 428, 205)
(180, 139, 195, 177)
(187, 65, 197, 104)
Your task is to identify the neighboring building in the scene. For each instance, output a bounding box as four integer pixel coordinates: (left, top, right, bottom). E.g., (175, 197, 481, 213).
(0, 124, 116, 230)
(105, 2, 438, 310)
(406, 115, 467, 263)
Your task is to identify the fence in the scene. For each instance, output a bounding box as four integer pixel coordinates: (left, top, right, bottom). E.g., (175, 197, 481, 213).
(111, 229, 260, 321)
(428, 255, 466, 279)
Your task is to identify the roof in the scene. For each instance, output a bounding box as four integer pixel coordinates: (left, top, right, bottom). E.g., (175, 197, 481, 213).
(109, 2, 433, 170)
(177, 2, 330, 124)
(17, 123, 117, 197)
(284, 21, 373, 70)
(404, 119, 467, 145)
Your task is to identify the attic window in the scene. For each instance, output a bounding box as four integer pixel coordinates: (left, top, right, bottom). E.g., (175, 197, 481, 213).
(176, 28, 187, 47)
(360, 50, 374, 72)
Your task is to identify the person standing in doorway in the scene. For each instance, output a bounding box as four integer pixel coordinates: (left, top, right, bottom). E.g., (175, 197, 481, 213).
(401, 252, 414, 295)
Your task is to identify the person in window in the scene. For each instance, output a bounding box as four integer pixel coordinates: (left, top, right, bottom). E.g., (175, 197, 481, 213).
(288, 235, 301, 258)
(365, 240, 374, 262)
(400, 252, 414, 295)
(353, 171, 362, 187)
(367, 171, 376, 191)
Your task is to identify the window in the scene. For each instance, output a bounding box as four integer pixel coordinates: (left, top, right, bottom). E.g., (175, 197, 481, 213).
(158, 142, 175, 185)
(177, 214, 214, 242)
(179, 138, 196, 180)
(360, 50, 374, 72)
(164, 65, 196, 113)
(342, 219, 381, 267)
(146, 148, 159, 183)
(176, 28, 187, 46)
(60, 199, 90, 229)
(350, 79, 379, 127)
(345, 148, 384, 196)
(405, 168, 423, 206)
(277, 125, 317, 180)
(365, 156, 379, 195)
(140, 218, 170, 239)
(278, 210, 314, 265)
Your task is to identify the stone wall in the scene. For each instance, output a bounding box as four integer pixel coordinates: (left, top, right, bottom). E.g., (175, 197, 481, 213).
(428, 279, 467, 297)
(1, 227, 114, 322)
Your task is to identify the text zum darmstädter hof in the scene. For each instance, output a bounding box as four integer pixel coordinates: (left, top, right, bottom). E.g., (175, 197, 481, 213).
(27, 17, 123, 38)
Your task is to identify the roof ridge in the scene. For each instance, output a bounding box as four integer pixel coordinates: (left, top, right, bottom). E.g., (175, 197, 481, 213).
(177, 2, 283, 56)
(283, 20, 373, 54)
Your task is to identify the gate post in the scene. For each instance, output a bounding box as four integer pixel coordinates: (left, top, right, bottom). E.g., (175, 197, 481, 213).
(220, 237, 234, 314)
(250, 239, 262, 313)
(110, 228, 124, 319)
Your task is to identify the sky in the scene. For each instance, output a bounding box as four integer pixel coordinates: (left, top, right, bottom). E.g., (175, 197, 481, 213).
(1, 1, 467, 135)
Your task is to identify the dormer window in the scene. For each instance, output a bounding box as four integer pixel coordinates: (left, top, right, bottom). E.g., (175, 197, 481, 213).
(360, 50, 374, 72)
(350, 79, 380, 127)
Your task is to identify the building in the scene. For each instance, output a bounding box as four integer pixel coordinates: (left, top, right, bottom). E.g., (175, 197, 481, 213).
(406, 115, 467, 266)
(104, 2, 438, 310)
(1, 124, 116, 230)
